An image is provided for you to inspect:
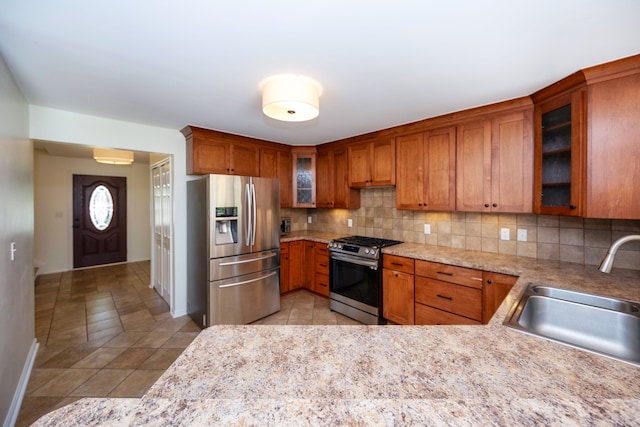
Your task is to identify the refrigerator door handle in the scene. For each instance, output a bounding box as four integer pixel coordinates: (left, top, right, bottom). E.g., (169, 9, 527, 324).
(217, 270, 278, 288)
(217, 252, 278, 266)
(245, 182, 252, 246)
(251, 182, 257, 245)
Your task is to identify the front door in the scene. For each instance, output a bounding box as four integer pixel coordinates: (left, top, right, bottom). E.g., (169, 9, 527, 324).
(73, 174, 127, 268)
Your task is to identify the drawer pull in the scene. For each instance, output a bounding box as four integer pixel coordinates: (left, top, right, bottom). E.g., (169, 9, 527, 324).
(436, 294, 453, 301)
(391, 262, 404, 266)
(437, 271, 453, 276)
(319, 264, 327, 268)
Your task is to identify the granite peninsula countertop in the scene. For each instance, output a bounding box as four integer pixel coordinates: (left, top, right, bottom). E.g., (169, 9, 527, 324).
(35, 240, 640, 426)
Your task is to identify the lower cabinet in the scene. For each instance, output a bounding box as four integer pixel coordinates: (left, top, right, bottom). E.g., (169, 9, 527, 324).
(314, 244, 330, 296)
(280, 241, 304, 293)
(279, 242, 290, 294)
(382, 255, 415, 325)
(382, 256, 517, 325)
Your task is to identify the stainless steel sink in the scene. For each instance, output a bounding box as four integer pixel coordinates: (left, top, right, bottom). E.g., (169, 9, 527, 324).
(505, 284, 640, 366)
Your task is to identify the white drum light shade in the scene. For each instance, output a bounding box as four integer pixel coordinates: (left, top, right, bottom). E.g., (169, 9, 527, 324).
(93, 148, 134, 165)
(262, 75, 322, 122)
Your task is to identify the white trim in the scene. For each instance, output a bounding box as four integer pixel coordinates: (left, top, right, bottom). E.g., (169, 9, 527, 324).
(3, 339, 39, 427)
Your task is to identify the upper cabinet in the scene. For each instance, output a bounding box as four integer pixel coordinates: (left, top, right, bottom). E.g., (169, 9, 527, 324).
(348, 138, 395, 187)
(260, 146, 292, 208)
(456, 110, 533, 213)
(532, 54, 640, 219)
(291, 147, 317, 208)
(396, 127, 456, 211)
(317, 145, 360, 209)
(182, 126, 259, 176)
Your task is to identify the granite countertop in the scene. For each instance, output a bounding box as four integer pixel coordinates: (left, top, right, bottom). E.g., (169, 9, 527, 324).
(35, 242, 640, 426)
(279, 230, 343, 244)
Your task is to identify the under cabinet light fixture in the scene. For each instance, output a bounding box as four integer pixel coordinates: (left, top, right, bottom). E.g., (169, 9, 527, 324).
(261, 74, 323, 122)
(93, 148, 134, 165)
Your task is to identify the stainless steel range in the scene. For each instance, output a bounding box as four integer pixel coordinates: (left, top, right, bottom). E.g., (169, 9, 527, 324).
(328, 235, 402, 324)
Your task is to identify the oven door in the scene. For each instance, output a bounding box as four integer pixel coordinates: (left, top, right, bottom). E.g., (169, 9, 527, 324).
(329, 252, 381, 316)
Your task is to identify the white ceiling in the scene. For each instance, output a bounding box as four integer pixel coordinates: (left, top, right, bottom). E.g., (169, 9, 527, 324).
(1, 1, 639, 146)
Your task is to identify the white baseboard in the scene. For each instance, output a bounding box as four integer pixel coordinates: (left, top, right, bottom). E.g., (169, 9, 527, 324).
(3, 338, 39, 427)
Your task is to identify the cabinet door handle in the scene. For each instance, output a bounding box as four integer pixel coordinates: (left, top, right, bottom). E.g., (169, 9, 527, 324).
(484, 203, 490, 208)
(436, 294, 453, 301)
(492, 203, 497, 208)
(486, 279, 493, 284)
(319, 264, 327, 268)
(437, 271, 453, 276)
(391, 262, 403, 266)
(569, 205, 577, 210)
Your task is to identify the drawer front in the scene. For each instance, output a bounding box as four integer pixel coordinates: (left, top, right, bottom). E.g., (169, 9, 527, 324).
(315, 254, 329, 275)
(415, 277, 482, 321)
(415, 303, 481, 325)
(415, 260, 483, 289)
(315, 245, 329, 256)
(315, 273, 329, 296)
(383, 255, 415, 274)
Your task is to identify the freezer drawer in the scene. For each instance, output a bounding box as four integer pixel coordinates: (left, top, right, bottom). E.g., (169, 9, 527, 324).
(210, 249, 280, 282)
(208, 267, 281, 325)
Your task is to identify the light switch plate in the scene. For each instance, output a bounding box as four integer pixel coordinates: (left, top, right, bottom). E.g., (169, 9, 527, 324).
(348, 218, 353, 227)
(424, 224, 431, 234)
(500, 228, 510, 240)
(517, 229, 527, 242)
(307, 216, 312, 224)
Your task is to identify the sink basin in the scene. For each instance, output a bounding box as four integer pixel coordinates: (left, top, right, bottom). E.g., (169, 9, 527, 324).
(505, 284, 640, 366)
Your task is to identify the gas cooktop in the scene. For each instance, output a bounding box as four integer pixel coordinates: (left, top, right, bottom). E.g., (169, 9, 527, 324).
(333, 235, 403, 248)
(328, 235, 403, 260)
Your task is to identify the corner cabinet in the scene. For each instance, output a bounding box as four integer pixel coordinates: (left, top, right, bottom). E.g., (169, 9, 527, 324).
(396, 127, 456, 211)
(348, 138, 395, 187)
(291, 147, 316, 208)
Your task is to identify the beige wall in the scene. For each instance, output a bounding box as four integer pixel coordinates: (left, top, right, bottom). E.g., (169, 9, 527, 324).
(0, 54, 35, 425)
(290, 187, 640, 270)
(34, 151, 151, 274)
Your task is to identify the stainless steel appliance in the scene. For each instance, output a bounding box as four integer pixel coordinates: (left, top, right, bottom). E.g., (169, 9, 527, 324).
(328, 235, 402, 325)
(187, 174, 281, 328)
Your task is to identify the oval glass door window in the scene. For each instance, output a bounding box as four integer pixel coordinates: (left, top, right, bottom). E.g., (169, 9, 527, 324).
(89, 185, 114, 231)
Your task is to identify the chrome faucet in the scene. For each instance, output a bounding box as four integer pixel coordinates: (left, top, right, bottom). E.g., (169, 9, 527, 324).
(598, 234, 640, 273)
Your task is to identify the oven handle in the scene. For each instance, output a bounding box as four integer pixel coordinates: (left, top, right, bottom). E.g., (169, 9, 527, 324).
(330, 252, 379, 270)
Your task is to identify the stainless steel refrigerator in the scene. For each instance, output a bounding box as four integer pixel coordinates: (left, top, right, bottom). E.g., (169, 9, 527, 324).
(187, 174, 281, 328)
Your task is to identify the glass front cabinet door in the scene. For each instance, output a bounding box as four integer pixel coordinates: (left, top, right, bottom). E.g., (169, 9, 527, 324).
(533, 90, 585, 216)
(291, 147, 317, 208)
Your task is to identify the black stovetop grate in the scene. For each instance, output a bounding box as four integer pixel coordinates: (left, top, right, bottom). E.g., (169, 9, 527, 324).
(334, 235, 403, 248)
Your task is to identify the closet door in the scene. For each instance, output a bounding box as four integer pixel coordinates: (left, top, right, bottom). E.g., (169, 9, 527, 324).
(152, 159, 173, 305)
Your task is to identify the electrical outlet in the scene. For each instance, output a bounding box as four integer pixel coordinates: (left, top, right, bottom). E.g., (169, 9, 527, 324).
(10, 242, 16, 261)
(307, 216, 312, 224)
(500, 228, 510, 240)
(424, 224, 431, 234)
(517, 229, 527, 242)
(347, 218, 353, 227)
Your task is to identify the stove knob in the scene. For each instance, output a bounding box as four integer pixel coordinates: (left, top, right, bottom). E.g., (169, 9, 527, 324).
(364, 248, 371, 254)
(330, 243, 335, 248)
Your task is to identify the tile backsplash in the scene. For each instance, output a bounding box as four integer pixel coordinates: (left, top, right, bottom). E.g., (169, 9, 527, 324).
(282, 187, 640, 271)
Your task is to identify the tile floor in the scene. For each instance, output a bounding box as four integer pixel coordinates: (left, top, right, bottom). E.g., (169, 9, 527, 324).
(17, 262, 360, 426)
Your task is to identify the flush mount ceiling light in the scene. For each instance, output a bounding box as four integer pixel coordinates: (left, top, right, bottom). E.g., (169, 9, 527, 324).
(261, 74, 323, 122)
(93, 148, 134, 165)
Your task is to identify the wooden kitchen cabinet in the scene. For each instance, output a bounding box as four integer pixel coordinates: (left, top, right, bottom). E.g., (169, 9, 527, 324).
(260, 146, 292, 208)
(396, 127, 456, 211)
(348, 138, 395, 187)
(532, 87, 586, 216)
(531, 54, 640, 219)
(182, 126, 260, 176)
(456, 111, 533, 213)
(314, 243, 330, 296)
(288, 240, 305, 291)
(291, 147, 316, 208)
(482, 271, 517, 323)
(304, 240, 315, 291)
(414, 260, 483, 325)
(279, 242, 290, 293)
(316, 146, 360, 209)
(382, 255, 415, 325)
